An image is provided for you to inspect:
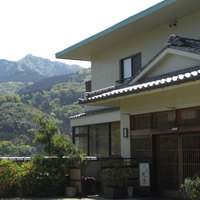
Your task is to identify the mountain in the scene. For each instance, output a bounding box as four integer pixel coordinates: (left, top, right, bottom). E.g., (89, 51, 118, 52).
(18, 69, 90, 95)
(0, 54, 83, 83)
(18, 54, 82, 77)
(0, 54, 83, 94)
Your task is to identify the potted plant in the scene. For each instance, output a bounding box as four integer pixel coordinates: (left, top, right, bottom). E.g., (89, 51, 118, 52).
(101, 160, 131, 199)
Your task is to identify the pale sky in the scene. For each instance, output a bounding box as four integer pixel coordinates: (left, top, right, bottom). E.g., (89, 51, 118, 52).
(0, 0, 162, 68)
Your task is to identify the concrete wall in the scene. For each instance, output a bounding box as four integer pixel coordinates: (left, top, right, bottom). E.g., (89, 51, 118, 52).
(120, 113, 131, 158)
(91, 11, 200, 91)
(144, 54, 200, 79)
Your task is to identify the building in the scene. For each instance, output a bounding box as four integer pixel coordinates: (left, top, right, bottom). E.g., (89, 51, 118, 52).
(56, 0, 200, 197)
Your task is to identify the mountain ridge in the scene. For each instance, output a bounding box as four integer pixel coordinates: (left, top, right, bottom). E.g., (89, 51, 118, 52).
(0, 54, 83, 83)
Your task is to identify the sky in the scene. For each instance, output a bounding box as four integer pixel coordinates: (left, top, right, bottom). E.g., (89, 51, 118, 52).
(0, 0, 162, 68)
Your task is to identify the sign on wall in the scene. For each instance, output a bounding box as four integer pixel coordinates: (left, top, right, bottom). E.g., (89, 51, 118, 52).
(139, 163, 150, 187)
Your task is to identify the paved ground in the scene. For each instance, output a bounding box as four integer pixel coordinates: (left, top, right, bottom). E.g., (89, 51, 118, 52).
(2, 195, 182, 200)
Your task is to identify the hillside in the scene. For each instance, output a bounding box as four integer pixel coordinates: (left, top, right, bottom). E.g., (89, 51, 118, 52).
(0, 68, 91, 156)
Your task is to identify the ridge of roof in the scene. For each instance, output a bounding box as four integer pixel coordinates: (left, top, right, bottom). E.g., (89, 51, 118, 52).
(69, 107, 119, 119)
(79, 64, 200, 104)
(56, 0, 177, 59)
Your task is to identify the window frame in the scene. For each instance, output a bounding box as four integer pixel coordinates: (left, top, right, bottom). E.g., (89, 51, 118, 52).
(120, 53, 141, 82)
(73, 122, 121, 157)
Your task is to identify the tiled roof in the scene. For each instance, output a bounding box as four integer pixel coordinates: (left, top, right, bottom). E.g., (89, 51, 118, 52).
(79, 35, 200, 104)
(126, 35, 200, 84)
(69, 107, 119, 119)
(79, 65, 200, 104)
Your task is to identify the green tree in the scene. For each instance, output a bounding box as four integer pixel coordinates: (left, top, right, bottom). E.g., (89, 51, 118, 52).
(0, 141, 19, 156)
(33, 115, 81, 158)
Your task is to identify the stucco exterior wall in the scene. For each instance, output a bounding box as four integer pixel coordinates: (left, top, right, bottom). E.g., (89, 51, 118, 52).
(120, 81, 200, 115)
(120, 113, 131, 158)
(91, 11, 200, 91)
(144, 54, 200, 79)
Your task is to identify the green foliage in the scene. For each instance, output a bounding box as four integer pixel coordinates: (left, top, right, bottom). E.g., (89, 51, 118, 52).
(0, 82, 28, 94)
(0, 157, 70, 197)
(33, 115, 83, 158)
(101, 159, 133, 188)
(19, 156, 69, 197)
(0, 160, 22, 197)
(180, 173, 200, 200)
(0, 141, 36, 157)
(33, 115, 60, 155)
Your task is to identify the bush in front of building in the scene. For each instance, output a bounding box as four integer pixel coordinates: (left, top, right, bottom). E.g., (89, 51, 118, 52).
(0, 160, 24, 197)
(0, 157, 70, 197)
(180, 173, 200, 200)
(19, 156, 69, 197)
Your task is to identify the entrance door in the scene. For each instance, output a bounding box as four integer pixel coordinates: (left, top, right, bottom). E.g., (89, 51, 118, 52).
(156, 134, 200, 197)
(156, 135, 179, 196)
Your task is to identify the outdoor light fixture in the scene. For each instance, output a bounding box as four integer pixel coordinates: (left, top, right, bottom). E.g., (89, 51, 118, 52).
(123, 128, 128, 138)
(169, 20, 178, 28)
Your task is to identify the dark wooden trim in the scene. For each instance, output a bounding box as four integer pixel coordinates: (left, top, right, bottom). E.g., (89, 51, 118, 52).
(74, 133, 87, 137)
(152, 135, 157, 193)
(120, 60, 124, 81)
(131, 55, 134, 77)
(178, 136, 183, 184)
(131, 126, 200, 137)
(109, 123, 112, 156)
(87, 125, 90, 156)
(72, 127, 75, 144)
(131, 106, 200, 132)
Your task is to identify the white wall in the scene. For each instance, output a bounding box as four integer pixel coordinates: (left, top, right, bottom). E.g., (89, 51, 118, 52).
(120, 113, 131, 158)
(91, 11, 200, 91)
(144, 54, 200, 79)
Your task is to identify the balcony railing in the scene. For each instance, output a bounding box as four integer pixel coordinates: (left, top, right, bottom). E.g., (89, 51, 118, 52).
(115, 77, 132, 85)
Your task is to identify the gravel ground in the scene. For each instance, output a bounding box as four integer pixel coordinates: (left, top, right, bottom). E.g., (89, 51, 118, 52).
(1, 194, 183, 200)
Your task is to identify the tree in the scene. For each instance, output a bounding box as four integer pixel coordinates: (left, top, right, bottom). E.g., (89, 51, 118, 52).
(33, 115, 82, 158)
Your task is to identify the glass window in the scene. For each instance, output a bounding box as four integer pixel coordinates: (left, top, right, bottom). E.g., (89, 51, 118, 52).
(130, 114, 152, 130)
(179, 108, 200, 127)
(123, 58, 132, 79)
(111, 122, 121, 156)
(121, 53, 141, 81)
(89, 124, 109, 157)
(75, 136, 87, 153)
(74, 126, 88, 154)
(74, 122, 121, 157)
(155, 111, 175, 129)
(97, 124, 109, 156)
(89, 125, 97, 156)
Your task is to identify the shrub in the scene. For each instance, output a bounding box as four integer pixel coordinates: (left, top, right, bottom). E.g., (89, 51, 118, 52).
(0, 156, 69, 197)
(180, 173, 200, 200)
(19, 156, 69, 197)
(0, 160, 22, 197)
(101, 159, 133, 188)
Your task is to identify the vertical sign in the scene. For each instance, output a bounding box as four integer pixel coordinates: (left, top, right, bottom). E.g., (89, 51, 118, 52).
(139, 163, 150, 187)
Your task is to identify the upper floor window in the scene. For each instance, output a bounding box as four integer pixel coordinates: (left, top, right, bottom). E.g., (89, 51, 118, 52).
(120, 53, 141, 82)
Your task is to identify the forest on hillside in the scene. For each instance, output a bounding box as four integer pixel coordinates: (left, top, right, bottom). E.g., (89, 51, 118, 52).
(0, 69, 91, 157)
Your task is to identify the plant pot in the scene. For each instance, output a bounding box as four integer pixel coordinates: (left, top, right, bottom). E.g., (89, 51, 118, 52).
(103, 186, 127, 199)
(127, 186, 134, 197)
(65, 186, 77, 197)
